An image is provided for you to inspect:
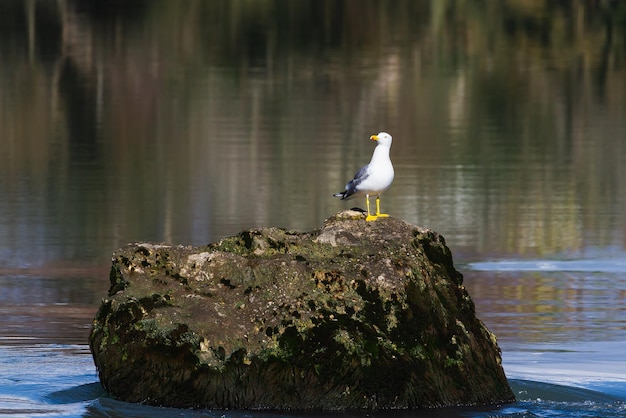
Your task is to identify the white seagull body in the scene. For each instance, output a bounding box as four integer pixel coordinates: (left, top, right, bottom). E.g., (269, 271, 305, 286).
(334, 132, 394, 221)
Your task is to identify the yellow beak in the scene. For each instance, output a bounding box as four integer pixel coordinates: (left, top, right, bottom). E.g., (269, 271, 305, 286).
(370, 135, 379, 141)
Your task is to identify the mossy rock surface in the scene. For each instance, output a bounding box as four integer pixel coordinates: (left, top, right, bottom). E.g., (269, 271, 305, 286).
(89, 210, 515, 410)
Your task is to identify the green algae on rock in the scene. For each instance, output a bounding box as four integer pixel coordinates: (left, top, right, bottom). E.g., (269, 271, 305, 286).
(89, 210, 515, 410)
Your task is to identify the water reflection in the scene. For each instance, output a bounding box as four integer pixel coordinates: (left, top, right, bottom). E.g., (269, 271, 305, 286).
(1, 0, 626, 271)
(464, 268, 626, 345)
(0, 1, 625, 350)
(0, 275, 106, 344)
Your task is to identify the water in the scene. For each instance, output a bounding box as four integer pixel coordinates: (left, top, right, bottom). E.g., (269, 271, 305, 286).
(1, 1, 626, 416)
(1, 347, 625, 417)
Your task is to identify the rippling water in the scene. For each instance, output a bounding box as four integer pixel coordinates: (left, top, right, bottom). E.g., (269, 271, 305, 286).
(1, 1, 626, 416)
(1, 345, 625, 417)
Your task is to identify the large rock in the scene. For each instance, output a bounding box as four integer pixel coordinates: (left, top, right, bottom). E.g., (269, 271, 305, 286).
(89, 211, 514, 410)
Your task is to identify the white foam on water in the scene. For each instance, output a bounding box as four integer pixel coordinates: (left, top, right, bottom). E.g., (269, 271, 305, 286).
(468, 256, 626, 273)
(0, 344, 99, 417)
(503, 340, 626, 398)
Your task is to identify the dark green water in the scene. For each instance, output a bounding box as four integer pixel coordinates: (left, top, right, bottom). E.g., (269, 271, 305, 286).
(0, 1, 625, 416)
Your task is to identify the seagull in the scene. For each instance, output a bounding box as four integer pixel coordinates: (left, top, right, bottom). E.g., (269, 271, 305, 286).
(334, 132, 394, 221)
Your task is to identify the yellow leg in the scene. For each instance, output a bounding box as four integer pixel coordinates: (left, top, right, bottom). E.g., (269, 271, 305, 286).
(375, 197, 389, 218)
(365, 194, 377, 221)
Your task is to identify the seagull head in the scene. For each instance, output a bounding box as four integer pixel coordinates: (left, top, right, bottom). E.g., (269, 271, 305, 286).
(370, 132, 393, 147)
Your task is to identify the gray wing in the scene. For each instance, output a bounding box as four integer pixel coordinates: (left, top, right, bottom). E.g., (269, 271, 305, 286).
(349, 164, 370, 189)
(337, 164, 369, 199)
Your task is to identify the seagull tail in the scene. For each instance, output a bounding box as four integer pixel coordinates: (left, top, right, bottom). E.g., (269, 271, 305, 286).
(333, 191, 349, 200)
